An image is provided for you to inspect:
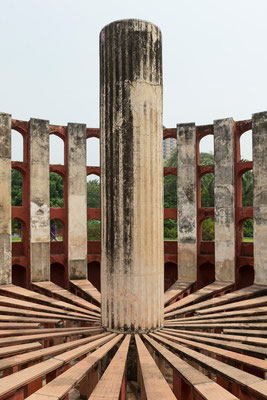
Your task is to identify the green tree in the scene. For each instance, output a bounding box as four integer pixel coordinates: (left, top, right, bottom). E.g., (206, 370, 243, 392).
(199, 153, 214, 207)
(11, 169, 22, 206)
(242, 170, 253, 207)
(243, 218, 253, 238)
(164, 147, 177, 208)
(199, 152, 214, 165)
(164, 218, 177, 240)
(50, 173, 64, 207)
(87, 179, 100, 208)
(164, 147, 177, 167)
(12, 218, 22, 241)
(164, 175, 177, 208)
(202, 218, 215, 241)
(201, 173, 214, 207)
(87, 220, 101, 240)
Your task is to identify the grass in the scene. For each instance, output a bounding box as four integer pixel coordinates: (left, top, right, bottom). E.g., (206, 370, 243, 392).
(12, 237, 21, 242)
(51, 236, 63, 242)
(12, 236, 64, 242)
(13, 237, 253, 243)
(164, 237, 254, 242)
(243, 237, 254, 242)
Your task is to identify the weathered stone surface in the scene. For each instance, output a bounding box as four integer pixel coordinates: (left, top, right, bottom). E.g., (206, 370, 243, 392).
(177, 123, 197, 281)
(100, 19, 163, 331)
(214, 118, 235, 282)
(68, 123, 87, 280)
(30, 118, 50, 282)
(253, 111, 267, 285)
(0, 113, 11, 285)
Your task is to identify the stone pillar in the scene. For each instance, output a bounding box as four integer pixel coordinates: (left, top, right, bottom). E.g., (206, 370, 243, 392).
(253, 111, 267, 285)
(0, 113, 11, 285)
(67, 123, 87, 280)
(214, 118, 235, 282)
(100, 19, 163, 332)
(29, 118, 50, 282)
(177, 123, 197, 282)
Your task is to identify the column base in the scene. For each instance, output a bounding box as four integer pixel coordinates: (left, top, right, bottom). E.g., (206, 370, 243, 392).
(103, 326, 163, 334)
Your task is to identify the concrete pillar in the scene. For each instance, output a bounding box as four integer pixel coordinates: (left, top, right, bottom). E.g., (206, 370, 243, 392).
(100, 19, 163, 332)
(67, 123, 87, 280)
(0, 113, 11, 285)
(252, 111, 267, 285)
(177, 123, 197, 281)
(29, 118, 50, 282)
(214, 118, 235, 282)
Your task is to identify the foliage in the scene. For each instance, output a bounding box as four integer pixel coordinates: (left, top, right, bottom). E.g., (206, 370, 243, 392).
(164, 175, 177, 208)
(199, 152, 214, 165)
(201, 173, 214, 207)
(243, 218, 253, 238)
(200, 153, 214, 207)
(164, 219, 177, 240)
(164, 149, 214, 167)
(164, 147, 177, 208)
(50, 173, 64, 207)
(164, 147, 177, 167)
(11, 169, 22, 206)
(202, 218, 215, 241)
(87, 179, 100, 208)
(87, 220, 101, 240)
(12, 218, 21, 238)
(242, 170, 253, 207)
(50, 219, 63, 230)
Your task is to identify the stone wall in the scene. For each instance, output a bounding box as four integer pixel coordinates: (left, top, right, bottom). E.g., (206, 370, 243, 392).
(29, 118, 50, 282)
(0, 113, 11, 285)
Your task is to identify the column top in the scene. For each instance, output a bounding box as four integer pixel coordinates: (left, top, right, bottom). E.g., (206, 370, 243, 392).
(100, 19, 161, 35)
(100, 18, 162, 85)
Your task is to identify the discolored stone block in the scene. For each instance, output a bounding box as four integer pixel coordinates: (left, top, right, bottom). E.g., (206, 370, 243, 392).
(30, 118, 50, 282)
(67, 123, 87, 280)
(177, 123, 197, 281)
(253, 111, 267, 285)
(0, 112, 11, 285)
(214, 118, 235, 282)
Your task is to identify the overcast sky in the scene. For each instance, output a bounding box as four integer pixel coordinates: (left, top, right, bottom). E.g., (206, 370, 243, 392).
(1, 0, 266, 165)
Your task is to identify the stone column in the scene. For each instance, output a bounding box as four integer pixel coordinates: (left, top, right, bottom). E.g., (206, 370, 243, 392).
(100, 19, 163, 332)
(253, 111, 267, 285)
(0, 113, 11, 285)
(214, 118, 235, 282)
(30, 118, 50, 282)
(177, 123, 197, 282)
(67, 123, 87, 280)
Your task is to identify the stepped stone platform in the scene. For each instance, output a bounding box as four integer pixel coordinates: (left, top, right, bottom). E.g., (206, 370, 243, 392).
(0, 281, 266, 400)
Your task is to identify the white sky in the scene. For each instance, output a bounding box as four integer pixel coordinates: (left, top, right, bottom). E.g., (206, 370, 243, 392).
(2, 0, 267, 165)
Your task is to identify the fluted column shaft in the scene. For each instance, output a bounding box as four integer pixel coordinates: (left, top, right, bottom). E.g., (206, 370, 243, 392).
(100, 19, 163, 332)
